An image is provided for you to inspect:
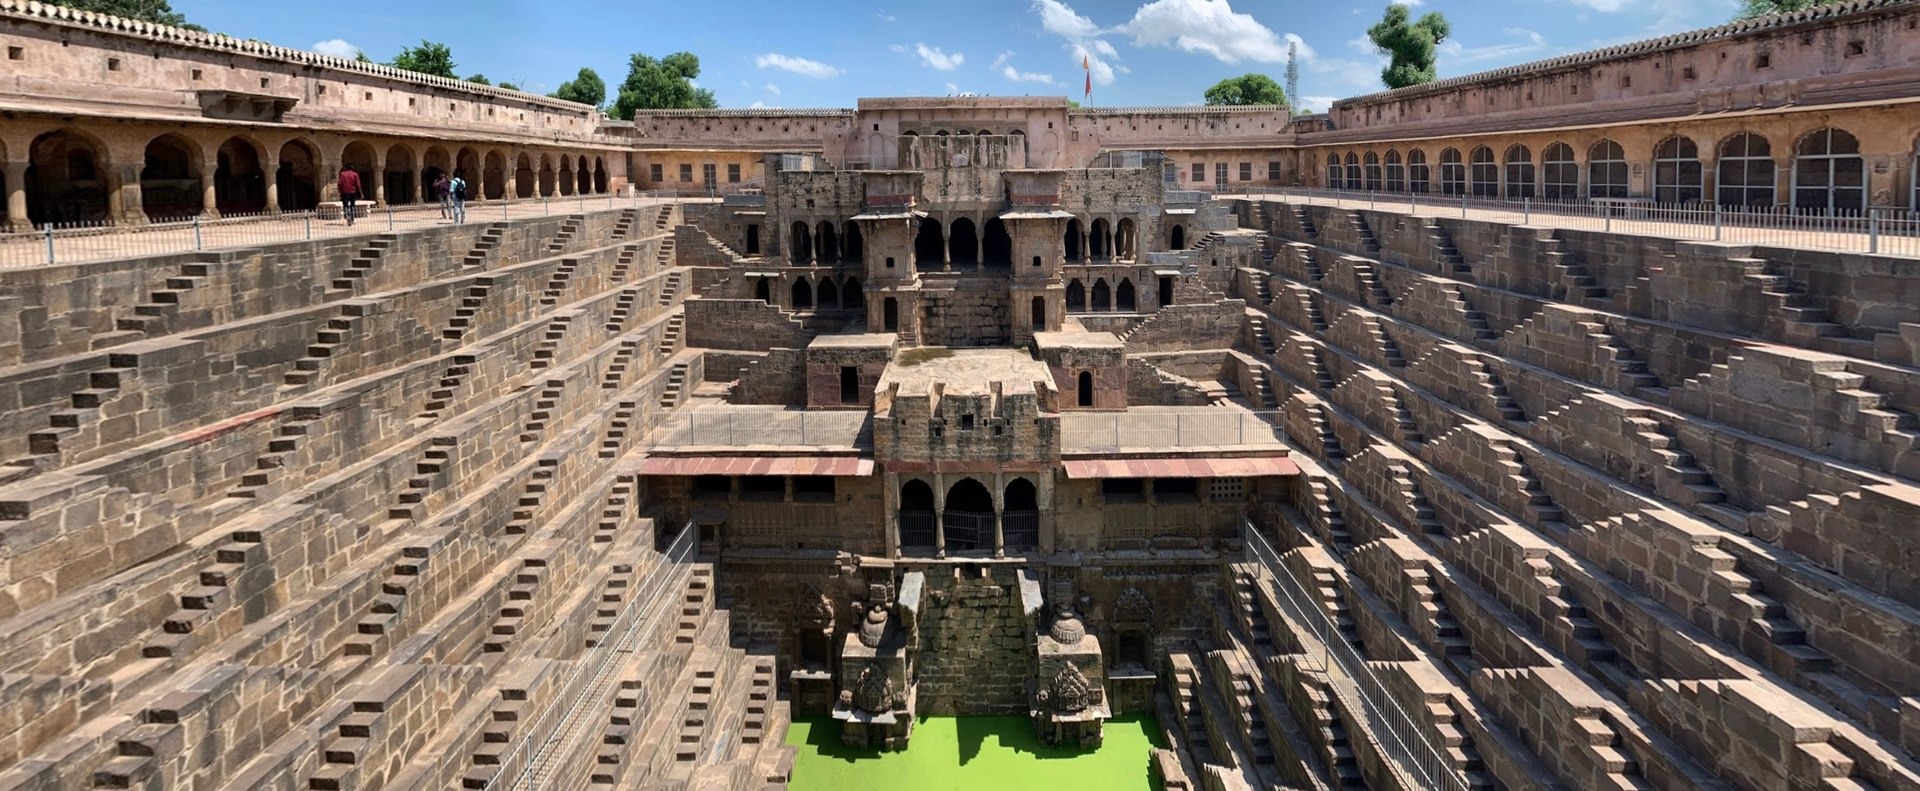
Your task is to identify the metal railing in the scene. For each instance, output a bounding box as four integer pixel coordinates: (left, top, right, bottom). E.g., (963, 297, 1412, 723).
(0, 191, 670, 269)
(1061, 409, 1283, 450)
(1243, 520, 1469, 791)
(1227, 184, 1920, 258)
(481, 520, 696, 791)
(661, 411, 870, 448)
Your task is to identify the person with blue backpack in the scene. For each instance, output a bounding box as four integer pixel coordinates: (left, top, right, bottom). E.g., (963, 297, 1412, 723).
(448, 172, 467, 224)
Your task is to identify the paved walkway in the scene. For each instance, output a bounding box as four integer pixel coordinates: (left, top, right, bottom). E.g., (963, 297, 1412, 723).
(1224, 190, 1920, 259)
(0, 195, 682, 269)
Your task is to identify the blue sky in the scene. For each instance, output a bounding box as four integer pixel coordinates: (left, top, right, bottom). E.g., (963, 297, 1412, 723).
(173, 0, 1746, 112)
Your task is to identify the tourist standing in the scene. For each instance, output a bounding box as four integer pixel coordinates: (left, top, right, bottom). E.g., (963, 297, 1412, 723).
(449, 173, 468, 224)
(433, 173, 451, 219)
(337, 168, 362, 227)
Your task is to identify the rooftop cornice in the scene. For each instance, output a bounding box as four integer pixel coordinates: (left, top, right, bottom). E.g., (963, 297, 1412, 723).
(1333, 0, 1918, 108)
(0, 0, 598, 114)
(1071, 105, 1292, 116)
(628, 108, 857, 118)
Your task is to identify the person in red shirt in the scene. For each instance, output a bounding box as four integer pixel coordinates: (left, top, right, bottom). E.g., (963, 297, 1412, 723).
(337, 168, 362, 226)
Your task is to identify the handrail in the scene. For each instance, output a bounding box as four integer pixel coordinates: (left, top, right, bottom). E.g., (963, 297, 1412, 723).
(1242, 519, 1469, 791)
(480, 520, 697, 790)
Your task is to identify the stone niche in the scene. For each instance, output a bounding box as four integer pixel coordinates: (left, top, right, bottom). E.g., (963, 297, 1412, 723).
(1030, 580, 1109, 748)
(832, 573, 923, 749)
(1034, 330, 1126, 410)
(806, 334, 895, 408)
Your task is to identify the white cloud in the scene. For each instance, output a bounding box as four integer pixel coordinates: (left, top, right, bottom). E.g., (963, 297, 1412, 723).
(311, 38, 358, 59)
(1393, 0, 1423, 5)
(750, 100, 773, 109)
(992, 52, 1056, 84)
(945, 82, 961, 94)
(875, 12, 897, 22)
(915, 43, 965, 70)
(1119, 0, 1289, 64)
(1031, 0, 1123, 87)
(889, 43, 908, 54)
(1555, 0, 1634, 10)
(754, 53, 843, 79)
(765, 83, 782, 95)
(1299, 95, 1338, 113)
(1443, 27, 1549, 65)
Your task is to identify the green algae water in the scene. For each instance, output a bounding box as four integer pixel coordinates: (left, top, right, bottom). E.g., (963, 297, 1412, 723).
(786, 715, 1164, 791)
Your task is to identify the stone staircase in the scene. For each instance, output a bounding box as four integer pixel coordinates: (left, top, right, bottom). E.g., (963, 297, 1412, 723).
(416, 354, 479, 424)
(328, 234, 398, 296)
(226, 414, 322, 500)
(442, 279, 495, 341)
(530, 315, 574, 370)
(544, 215, 585, 255)
(3, 360, 140, 481)
(111, 257, 215, 340)
(656, 314, 684, 358)
(538, 258, 581, 308)
(461, 223, 507, 267)
(282, 305, 367, 388)
(658, 363, 689, 411)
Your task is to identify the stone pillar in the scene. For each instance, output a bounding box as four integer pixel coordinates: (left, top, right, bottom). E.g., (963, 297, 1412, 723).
(372, 159, 388, 208)
(109, 164, 142, 226)
(504, 152, 518, 203)
(941, 224, 951, 272)
(418, 166, 431, 205)
(198, 156, 220, 219)
(933, 473, 947, 558)
(264, 151, 281, 213)
(4, 162, 30, 232)
(974, 223, 984, 272)
(992, 471, 1005, 559)
(884, 473, 901, 557)
(318, 158, 340, 204)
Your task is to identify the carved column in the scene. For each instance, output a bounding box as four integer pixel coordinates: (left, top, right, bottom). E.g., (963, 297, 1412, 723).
(974, 221, 984, 272)
(504, 151, 518, 203)
(372, 156, 387, 208)
(932, 473, 947, 558)
(198, 155, 220, 219)
(992, 471, 1006, 559)
(263, 150, 281, 213)
(108, 163, 142, 226)
(4, 161, 30, 232)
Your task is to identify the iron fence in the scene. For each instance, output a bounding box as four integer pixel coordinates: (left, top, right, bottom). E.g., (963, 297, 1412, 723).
(1227, 185, 1920, 258)
(1060, 409, 1283, 451)
(480, 520, 696, 791)
(1243, 520, 1469, 791)
(0, 191, 671, 269)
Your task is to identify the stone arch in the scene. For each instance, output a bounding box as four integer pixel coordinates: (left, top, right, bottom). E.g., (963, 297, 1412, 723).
(338, 139, 375, 208)
(1384, 149, 1404, 191)
(1344, 152, 1361, 188)
(755, 277, 771, 303)
(421, 145, 450, 200)
(575, 154, 591, 194)
(1170, 224, 1186, 250)
(515, 153, 536, 198)
(1541, 141, 1577, 200)
(384, 143, 417, 204)
(1652, 135, 1703, 205)
(1066, 279, 1086, 311)
(1438, 147, 1464, 195)
(1407, 148, 1431, 193)
(899, 479, 937, 550)
(538, 153, 556, 196)
(818, 277, 840, 309)
(1502, 143, 1533, 200)
(1363, 150, 1382, 190)
(557, 154, 575, 196)
(1468, 145, 1497, 197)
(276, 138, 320, 212)
(1064, 217, 1083, 261)
(982, 217, 1012, 266)
(1327, 152, 1343, 188)
(1004, 478, 1039, 550)
(214, 135, 269, 214)
(1716, 132, 1774, 208)
(1089, 217, 1111, 259)
(1092, 278, 1111, 312)
(815, 220, 839, 263)
(1115, 217, 1135, 259)
(1791, 127, 1864, 214)
(842, 221, 864, 263)
(915, 216, 944, 268)
(792, 278, 814, 309)
(943, 478, 993, 552)
(949, 216, 978, 265)
(139, 132, 203, 220)
(593, 156, 608, 193)
(1588, 139, 1628, 198)
(790, 221, 813, 264)
(483, 150, 507, 200)
(455, 147, 480, 188)
(1116, 278, 1137, 312)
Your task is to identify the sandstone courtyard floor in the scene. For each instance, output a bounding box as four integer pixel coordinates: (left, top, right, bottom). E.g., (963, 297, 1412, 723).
(785, 715, 1164, 790)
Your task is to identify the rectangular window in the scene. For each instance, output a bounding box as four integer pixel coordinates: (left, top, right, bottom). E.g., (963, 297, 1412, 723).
(1267, 161, 1281, 181)
(6, 46, 22, 61)
(745, 224, 760, 255)
(727, 163, 741, 183)
(1214, 162, 1228, 187)
(649, 163, 664, 183)
(678, 164, 693, 183)
(1239, 162, 1252, 181)
(702, 163, 717, 188)
(1191, 162, 1205, 182)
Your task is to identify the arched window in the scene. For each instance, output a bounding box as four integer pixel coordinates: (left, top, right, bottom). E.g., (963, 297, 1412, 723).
(1077, 371, 1095, 407)
(1541, 142, 1577, 201)
(1115, 218, 1136, 260)
(914, 216, 943, 267)
(1793, 128, 1864, 214)
(943, 479, 992, 552)
(844, 277, 864, 310)
(1003, 479, 1039, 550)
(1408, 150, 1430, 193)
(1327, 153, 1343, 188)
(1438, 148, 1465, 196)
(949, 217, 978, 265)
(1089, 218, 1111, 260)
(1066, 279, 1086, 311)
(1468, 146, 1497, 197)
(790, 221, 812, 264)
(1718, 133, 1775, 209)
(983, 217, 1012, 265)
(899, 480, 936, 551)
(1503, 144, 1534, 200)
(1170, 224, 1186, 250)
(1344, 152, 1362, 189)
(1384, 150, 1405, 192)
(1116, 279, 1137, 311)
(1064, 217, 1083, 261)
(1363, 151, 1382, 191)
(842, 221, 864, 263)
(818, 278, 840, 308)
(754, 277, 771, 303)
(1588, 139, 1629, 198)
(1092, 279, 1111, 312)
(791, 279, 813, 309)
(815, 221, 839, 263)
(1653, 136, 1704, 205)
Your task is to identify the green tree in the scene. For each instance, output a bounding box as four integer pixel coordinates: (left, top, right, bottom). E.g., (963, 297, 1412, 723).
(610, 52, 716, 119)
(499, 81, 521, 91)
(44, 0, 201, 29)
(467, 74, 491, 86)
(1203, 73, 1287, 106)
(1734, 0, 1839, 18)
(354, 49, 372, 63)
(388, 40, 457, 79)
(551, 68, 608, 107)
(1367, 4, 1451, 89)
